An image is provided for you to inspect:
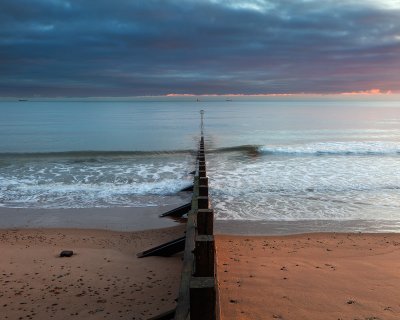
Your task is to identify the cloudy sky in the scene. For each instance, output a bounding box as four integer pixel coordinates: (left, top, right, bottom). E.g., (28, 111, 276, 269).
(1, 0, 400, 97)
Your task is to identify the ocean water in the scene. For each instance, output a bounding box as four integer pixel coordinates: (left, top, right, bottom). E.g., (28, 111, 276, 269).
(1, 98, 400, 226)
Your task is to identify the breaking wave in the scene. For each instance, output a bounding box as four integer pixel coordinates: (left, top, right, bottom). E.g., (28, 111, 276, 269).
(258, 141, 400, 156)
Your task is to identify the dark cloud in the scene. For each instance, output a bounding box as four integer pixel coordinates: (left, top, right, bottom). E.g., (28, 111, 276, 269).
(0, 0, 399, 96)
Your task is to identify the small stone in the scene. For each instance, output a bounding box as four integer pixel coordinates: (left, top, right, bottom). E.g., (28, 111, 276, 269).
(60, 250, 73, 257)
(346, 299, 355, 304)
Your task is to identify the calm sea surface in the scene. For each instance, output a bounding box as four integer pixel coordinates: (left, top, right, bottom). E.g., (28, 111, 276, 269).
(1, 98, 400, 229)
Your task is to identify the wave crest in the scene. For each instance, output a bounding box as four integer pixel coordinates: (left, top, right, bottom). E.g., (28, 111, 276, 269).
(259, 141, 400, 155)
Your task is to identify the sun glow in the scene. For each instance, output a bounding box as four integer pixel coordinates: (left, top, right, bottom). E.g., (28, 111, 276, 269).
(341, 88, 393, 95)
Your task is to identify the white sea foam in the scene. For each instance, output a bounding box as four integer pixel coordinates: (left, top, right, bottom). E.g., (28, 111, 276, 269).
(207, 148, 400, 221)
(0, 154, 193, 208)
(259, 141, 400, 155)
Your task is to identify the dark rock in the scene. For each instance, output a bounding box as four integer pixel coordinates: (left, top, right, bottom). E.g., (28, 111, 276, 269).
(60, 250, 73, 257)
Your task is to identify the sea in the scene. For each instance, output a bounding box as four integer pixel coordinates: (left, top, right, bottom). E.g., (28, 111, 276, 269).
(1, 97, 400, 232)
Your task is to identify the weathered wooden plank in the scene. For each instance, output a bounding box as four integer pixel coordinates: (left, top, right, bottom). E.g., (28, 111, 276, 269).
(198, 185, 208, 197)
(199, 170, 207, 178)
(197, 209, 213, 235)
(199, 177, 208, 186)
(174, 217, 196, 319)
(194, 235, 215, 277)
(149, 309, 175, 320)
(197, 196, 209, 209)
(137, 236, 185, 258)
(174, 176, 198, 320)
(189, 277, 216, 320)
(180, 185, 194, 192)
(159, 203, 191, 217)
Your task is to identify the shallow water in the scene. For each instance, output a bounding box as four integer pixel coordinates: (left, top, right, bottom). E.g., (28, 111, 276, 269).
(1, 98, 399, 228)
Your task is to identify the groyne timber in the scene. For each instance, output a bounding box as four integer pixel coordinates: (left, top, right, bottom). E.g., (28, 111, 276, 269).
(140, 111, 217, 320)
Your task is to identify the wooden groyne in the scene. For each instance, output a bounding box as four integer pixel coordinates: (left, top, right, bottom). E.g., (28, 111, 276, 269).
(142, 111, 216, 320)
(174, 134, 216, 320)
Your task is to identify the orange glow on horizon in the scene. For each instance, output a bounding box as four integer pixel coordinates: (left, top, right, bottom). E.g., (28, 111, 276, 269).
(166, 93, 294, 97)
(340, 89, 393, 95)
(166, 89, 397, 97)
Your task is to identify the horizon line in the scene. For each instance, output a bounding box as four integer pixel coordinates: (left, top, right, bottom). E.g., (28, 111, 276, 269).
(1, 88, 399, 99)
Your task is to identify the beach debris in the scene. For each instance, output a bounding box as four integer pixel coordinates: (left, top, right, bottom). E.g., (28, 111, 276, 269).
(59, 250, 73, 257)
(346, 299, 356, 304)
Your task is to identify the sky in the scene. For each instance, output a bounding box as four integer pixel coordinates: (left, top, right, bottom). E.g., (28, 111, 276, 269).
(1, 0, 400, 97)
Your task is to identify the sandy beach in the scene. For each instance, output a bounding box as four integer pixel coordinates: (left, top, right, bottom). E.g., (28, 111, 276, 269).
(2, 206, 400, 320)
(0, 225, 185, 320)
(216, 233, 400, 320)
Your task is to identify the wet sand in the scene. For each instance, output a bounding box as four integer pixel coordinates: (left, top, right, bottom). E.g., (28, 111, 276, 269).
(216, 233, 400, 320)
(215, 219, 400, 235)
(0, 206, 181, 231)
(0, 226, 185, 320)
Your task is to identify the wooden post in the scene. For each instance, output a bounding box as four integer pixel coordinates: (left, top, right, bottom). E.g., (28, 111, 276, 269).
(199, 185, 208, 197)
(197, 209, 213, 235)
(194, 235, 214, 276)
(197, 196, 209, 209)
(199, 163, 206, 172)
(199, 177, 208, 187)
(199, 170, 207, 178)
(190, 277, 216, 320)
(200, 110, 204, 137)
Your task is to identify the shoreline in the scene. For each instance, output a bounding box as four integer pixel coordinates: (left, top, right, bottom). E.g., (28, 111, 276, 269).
(215, 219, 400, 235)
(0, 206, 183, 232)
(2, 206, 400, 235)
